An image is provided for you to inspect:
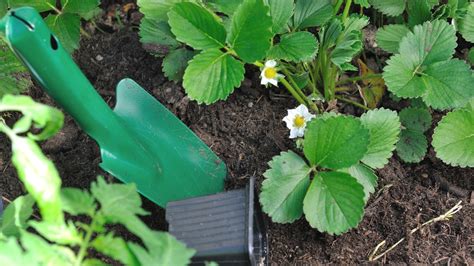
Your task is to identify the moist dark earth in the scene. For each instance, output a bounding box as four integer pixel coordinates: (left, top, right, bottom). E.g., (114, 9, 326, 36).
(0, 3, 473, 264)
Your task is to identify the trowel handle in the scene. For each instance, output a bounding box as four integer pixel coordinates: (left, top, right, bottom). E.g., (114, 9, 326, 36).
(1, 7, 117, 141)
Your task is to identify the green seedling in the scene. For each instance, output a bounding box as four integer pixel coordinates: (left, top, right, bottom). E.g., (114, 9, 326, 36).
(0, 94, 195, 266)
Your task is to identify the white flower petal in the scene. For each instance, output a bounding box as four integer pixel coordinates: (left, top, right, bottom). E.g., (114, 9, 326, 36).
(283, 116, 293, 128)
(289, 128, 299, 139)
(296, 127, 306, 137)
(265, 60, 277, 67)
(268, 78, 279, 86)
(261, 76, 270, 85)
(295, 104, 309, 115)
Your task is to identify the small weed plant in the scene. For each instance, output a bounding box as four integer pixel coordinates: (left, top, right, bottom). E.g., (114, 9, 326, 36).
(0, 95, 194, 265)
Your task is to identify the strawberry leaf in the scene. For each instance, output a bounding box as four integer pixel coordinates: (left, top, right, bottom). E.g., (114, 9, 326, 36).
(303, 171, 365, 235)
(260, 151, 311, 223)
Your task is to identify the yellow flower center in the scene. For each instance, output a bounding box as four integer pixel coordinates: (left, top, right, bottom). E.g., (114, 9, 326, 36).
(294, 115, 305, 128)
(264, 67, 277, 79)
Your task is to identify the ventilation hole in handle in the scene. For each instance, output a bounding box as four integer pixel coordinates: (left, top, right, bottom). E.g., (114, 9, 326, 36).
(50, 35, 58, 50)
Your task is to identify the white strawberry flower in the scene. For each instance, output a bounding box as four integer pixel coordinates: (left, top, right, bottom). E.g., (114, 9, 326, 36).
(282, 104, 316, 139)
(260, 60, 284, 87)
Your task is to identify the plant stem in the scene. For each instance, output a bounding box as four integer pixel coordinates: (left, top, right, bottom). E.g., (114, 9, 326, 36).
(336, 95, 369, 110)
(336, 73, 383, 85)
(342, 0, 353, 24)
(80, 27, 91, 39)
(224, 47, 238, 57)
(334, 0, 344, 15)
(281, 68, 307, 100)
(46, 2, 62, 15)
(254, 61, 264, 67)
(75, 218, 96, 266)
(280, 78, 307, 107)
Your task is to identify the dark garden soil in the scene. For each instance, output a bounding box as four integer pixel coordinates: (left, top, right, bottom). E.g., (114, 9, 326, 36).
(0, 3, 473, 264)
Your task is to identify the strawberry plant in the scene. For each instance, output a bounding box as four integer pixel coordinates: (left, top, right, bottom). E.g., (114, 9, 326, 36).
(260, 108, 401, 234)
(372, 2, 474, 167)
(138, 0, 371, 111)
(0, 95, 195, 265)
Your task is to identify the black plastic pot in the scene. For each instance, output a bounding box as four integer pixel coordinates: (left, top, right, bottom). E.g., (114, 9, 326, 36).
(166, 177, 268, 265)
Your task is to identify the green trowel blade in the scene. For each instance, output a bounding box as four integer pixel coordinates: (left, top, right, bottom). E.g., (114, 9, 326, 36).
(101, 79, 227, 206)
(1, 7, 226, 207)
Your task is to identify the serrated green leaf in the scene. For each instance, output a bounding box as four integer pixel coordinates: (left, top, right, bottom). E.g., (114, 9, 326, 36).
(468, 47, 474, 65)
(91, 177, 149, 224)
(0, 95, 64, 140)
(433, 108, 474, 167)
(375, 24, 410, 53)
(396, 107, 431, 163)
(60, 188, 96, 216)
(331, 31, 363, 68)
(44, 13, 81, 53)
(420, 59, 474, 110)
(319, 19, 341, 49)
(355, 0, 370, 8)
(9, 136, 63, 223)
(206, 0, 243, 16)
(343, 15, 369, 34)
(0, 43, 32, 97)
(0, 195, 34, 237)
(0, 238, 37, 265)
(396, 129, 428, 163)
(137, 0, 190, 21)
(360, 108, 401, 169)
(168, 2, 226, 50)
(400, 107, 432, 132)
(399, 20, 457, 66)
(293, 0, 333, 30)
(383, 21, 473, 110)
(139, 18, 179, 52)
(369, 0, 406, 16)
(303, 171, 365, 235)
(228, 0, 273, 63)
(183, 49, 244, 104)
(267, 31, 318, 62)
(8, 0, 55, 12)
(21, 232, 75, 265)
(260, 151, 311, 223)
(459, 3, 474, 43)
(162, 48, 195, 82)
(30, 221, 81, 245)
(347, 163, 377, 203)
(264, 0, 294, 33)
(407, 0, 433, 28)
(304, 116, 370, 169)
(128, 232, 195, 266)
(61, 0, 99, 17)
(91, 233, 140, 266)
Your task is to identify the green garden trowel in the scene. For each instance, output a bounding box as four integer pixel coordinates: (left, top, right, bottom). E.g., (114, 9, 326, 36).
(0, 7, 227, 207)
